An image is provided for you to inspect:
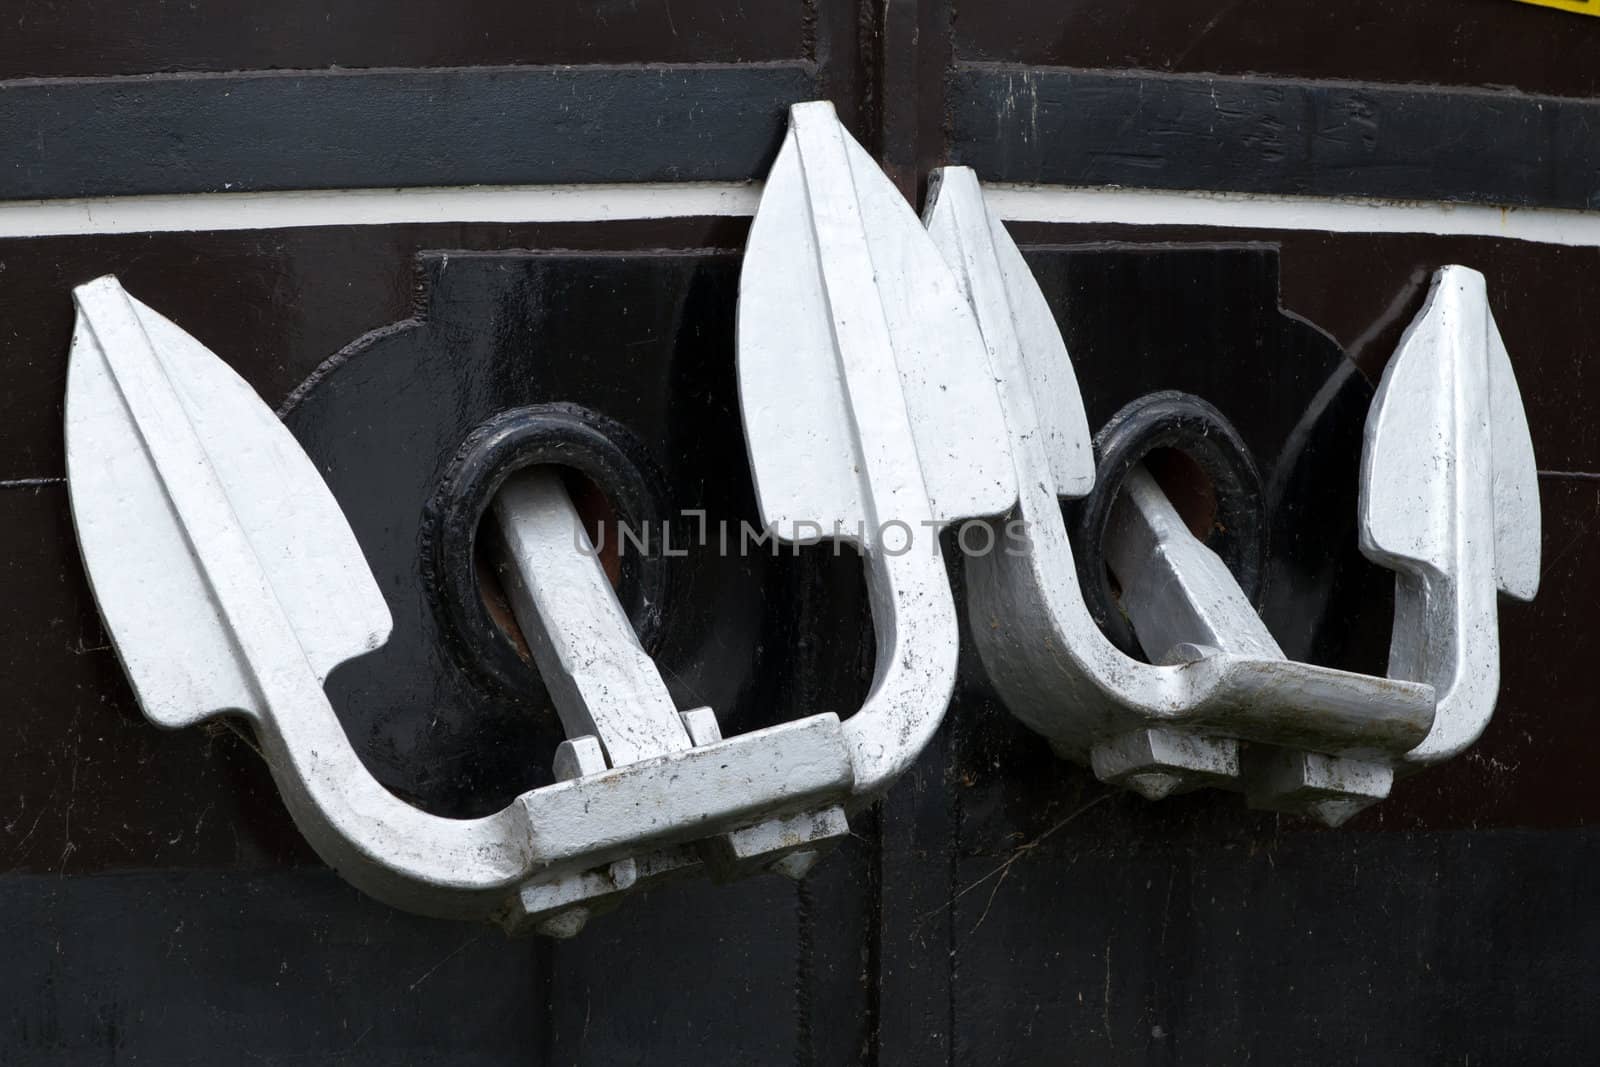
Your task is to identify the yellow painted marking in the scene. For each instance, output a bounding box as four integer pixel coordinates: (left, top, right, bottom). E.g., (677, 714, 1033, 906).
(1512, 0, 1600, 16)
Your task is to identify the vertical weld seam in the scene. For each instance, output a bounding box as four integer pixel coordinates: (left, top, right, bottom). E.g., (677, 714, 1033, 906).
(795, 877, 816, 1067)
(863, 575, 885, 1067)
(859, 0, 884, 159)
(791, 527, 823, 1067)
(801, 0, 818, 64)
(945, 698, 963, 1067)
(534, 935, 556, 1064)
(866, 801, 885, 1067)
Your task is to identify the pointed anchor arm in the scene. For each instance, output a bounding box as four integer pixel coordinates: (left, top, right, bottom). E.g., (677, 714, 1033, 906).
(66, 276, 534, 920)
(1360, 265, 1541, 765)
(739, 103, 1018, 801)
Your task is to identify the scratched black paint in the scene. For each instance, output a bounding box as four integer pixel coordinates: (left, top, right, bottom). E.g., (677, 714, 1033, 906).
(949, 67, 1600, 211)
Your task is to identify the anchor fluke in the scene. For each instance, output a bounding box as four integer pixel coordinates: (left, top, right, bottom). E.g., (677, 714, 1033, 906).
(65, 275, 392, 729)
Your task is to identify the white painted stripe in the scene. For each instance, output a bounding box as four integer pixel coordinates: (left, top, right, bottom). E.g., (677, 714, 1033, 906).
(0, 182, 762, 238)
(983, 184, 1600, 248)
(2, 180, 1596, 247)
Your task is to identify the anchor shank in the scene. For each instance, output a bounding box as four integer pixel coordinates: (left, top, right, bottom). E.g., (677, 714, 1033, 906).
(1104, 464, 1284, 665)
(489, 468, 692, 767)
